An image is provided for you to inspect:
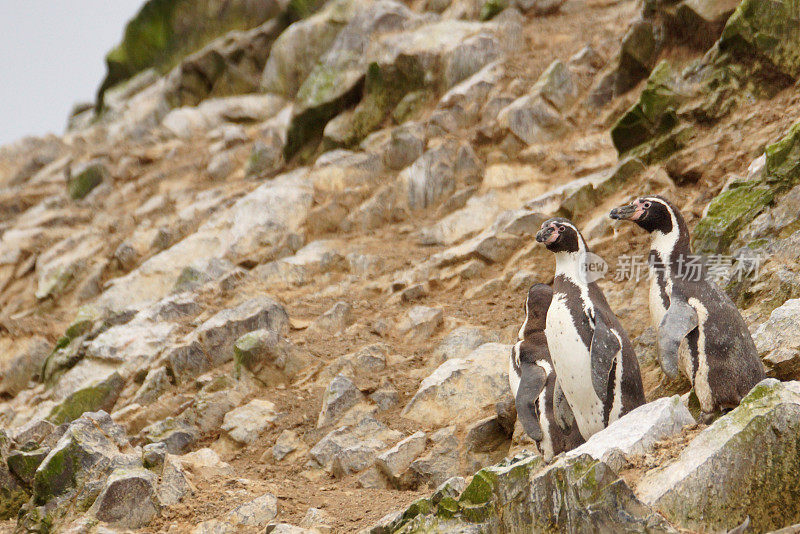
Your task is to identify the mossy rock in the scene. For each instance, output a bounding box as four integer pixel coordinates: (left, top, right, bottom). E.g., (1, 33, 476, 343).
(719, 0, 800, 79)
(67, 161, 107, 200)
(479, 0, 508, 21)
(97, 0, 283, 108)
(8, 448, 50, 488)
(611, 61, 686, 155)
(694, 121, 800, 253)
(0, 463, 29, 520)
(47, 372, 124, 425)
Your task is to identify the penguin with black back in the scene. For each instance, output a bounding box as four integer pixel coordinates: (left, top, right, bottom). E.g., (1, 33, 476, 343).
(535, 218, 646, 440)
(509, 283, 584, 460)
(609, 196, 765, 418)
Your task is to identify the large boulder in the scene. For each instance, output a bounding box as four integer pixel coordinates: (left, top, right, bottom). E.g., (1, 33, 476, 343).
(87, 467, 161, 528)
(637, 380, 800, 532)
(402, 343, 511, 426)
(753, 299, 800, 379)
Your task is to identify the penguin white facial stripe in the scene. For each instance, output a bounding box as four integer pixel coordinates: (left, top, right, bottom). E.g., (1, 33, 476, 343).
(518, 295, 530, 341)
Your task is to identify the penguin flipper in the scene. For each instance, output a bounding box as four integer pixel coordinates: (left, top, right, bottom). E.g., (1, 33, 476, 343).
(658, 296, 698, 379)
(515, 362, 547, 442)
(553, 379, 576, 431)
(589, 314, 621, 405)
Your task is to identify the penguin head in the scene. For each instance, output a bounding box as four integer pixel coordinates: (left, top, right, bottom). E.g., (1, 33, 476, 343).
(524, 283, 552, 332)
(609, 195, 676, 234)
(536, 218, 582, 253)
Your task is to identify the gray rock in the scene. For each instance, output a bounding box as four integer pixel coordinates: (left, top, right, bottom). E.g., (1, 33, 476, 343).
(567, 395, 695, 470)
(185, 388, 246, 434)
(67, 159, 107, 200)
(464, 277, 504, 299)
(132, 366, 172, 405)
(140, 418, 200, 454)
(376, 431, 427, 488)
(207, 151, 236, 180)
(397, 306, 443, 342)
(419, 194, 501, 246)
(300, 507, 334, 533)
(234, 329, 314, 385)
(142, 442, 167, 471)
(157, 454, 191, 506)
(221, 399, 278, 444)
(637, 380, 800, 532)
(168, 296, 289, 382)
(754, 299, 800, 379)
(192, 520, 236, 534)
(0, 337, 51, 396)
(508, 270, 537, 292)
(318, 343, 390, 384)
(87, 467, 160, 528)
(267, 525, 317, 534)
(515, 0, 565, 14)
(226, 492, 278, 527)
(318, 375, 366, 428)
(310, 301, 354, 333)
(384, 122, 426, 171)
(369, 381, 400, 411)
(410, 426, 460, 488)
(403, 343, 512, 426)
(273, 430, 306, 462)
(433, 326, 500, 365)
(309, 416, 402, 476)
(401, 140, 460, 211)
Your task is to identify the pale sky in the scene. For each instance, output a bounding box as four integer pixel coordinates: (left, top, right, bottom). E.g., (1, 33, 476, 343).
(0, 1, 145, 146)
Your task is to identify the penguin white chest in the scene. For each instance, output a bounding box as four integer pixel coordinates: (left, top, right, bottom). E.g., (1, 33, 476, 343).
(545, 294, 605, 439)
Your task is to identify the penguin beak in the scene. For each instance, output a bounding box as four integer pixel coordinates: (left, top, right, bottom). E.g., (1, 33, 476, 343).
(609, 202, 642, 221)
(535, 225, 558, 244)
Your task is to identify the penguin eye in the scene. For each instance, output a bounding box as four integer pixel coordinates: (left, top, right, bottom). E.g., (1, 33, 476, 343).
(643, 201, 652, 209)
(558, 225, 566, 232)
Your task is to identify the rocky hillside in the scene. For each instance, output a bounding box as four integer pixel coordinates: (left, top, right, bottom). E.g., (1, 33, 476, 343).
(2, 0, 800, 532)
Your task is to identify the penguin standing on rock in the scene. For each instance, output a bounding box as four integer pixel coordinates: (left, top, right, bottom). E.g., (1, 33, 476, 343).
(509, 283, 584, 461)
(535, 218, 646, 440)
(609, 196, 765, 418)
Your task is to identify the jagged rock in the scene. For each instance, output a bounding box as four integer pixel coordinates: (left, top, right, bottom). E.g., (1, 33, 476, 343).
(87, 467, 160, 528)
(272, 430, 306, 461)
(142, 442, 167, 471)
(221, 399, 278, 445)
(419, 194, 501, 246)
(432, 326, 501, 365)
(410, 427, 460, 489)
(47, 370, 124, 425)
(718, 0, 800, 79)
(383, 122, 427, 171)
(309, 416, 402, 476)
(567, 395, 695, 470)
(207, 151, 236, 180)
(67, 159, 107, 200)
(637, 380, 800, 532)
(310, 301, 354, 333)
(376, 431, 427, 488)
(7, 447, 50, 487)
(400, 140, 461, 211)
(86, 317, 178, 372)
(168, 296, 289, 381)
(508, 270, 537, 292)
(318, 375, 366, 428)
(132, 366, 172, 405)
(695, 124, 800, 253)
(0, 336, 50, 396)
(394, 452, 674, 532)
(463, 416, 511, 473)
(370, 381, 400, 411)
(261, 0, 359, 98)
(234, 329, 313, 385)
(35, 230, 106, 299)
(397, 306, 443, 342)
(403, 343, 511, 426)
(754, 299, 800, 378)
(176, 448, 234, 478)
(157, 454, 191, 506)
(140, 418, 200, 454)
(185, 387, 246, 434)
(226, 492, 279, 527)
(12, 420, 63, 449)
(31, 412, 139, 524)
(0, 433, 28, 519)
(267, 525, 318, 534)
(300, 507, 335, 533)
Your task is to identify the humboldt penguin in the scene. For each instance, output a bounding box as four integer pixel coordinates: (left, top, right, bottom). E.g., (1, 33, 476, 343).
(535, 218, 646, 440)
(609, 196, 765, 417)
(509, 283, 584, 460)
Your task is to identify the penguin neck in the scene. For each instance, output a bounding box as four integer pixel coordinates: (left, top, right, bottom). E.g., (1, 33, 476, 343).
(554, 250, 589, 286)
(650, 212, 691, 265)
